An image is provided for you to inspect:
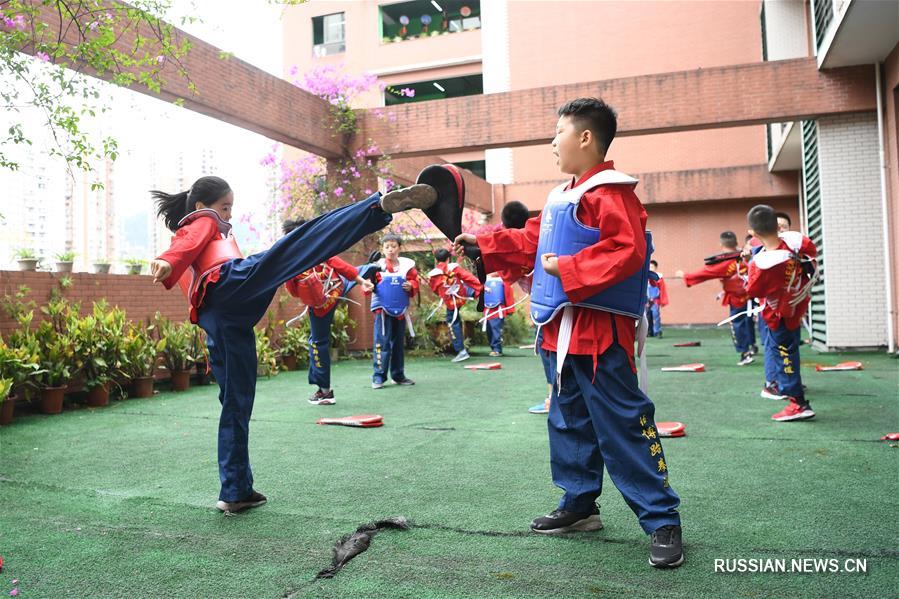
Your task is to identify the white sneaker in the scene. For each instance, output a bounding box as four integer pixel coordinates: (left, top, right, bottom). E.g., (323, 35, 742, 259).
(451, 349, 470, 363)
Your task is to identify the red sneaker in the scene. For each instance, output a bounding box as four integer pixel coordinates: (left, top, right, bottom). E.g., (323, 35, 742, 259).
(772, 399, 815, 422)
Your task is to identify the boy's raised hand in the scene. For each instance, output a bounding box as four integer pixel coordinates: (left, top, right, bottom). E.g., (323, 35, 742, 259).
(452, 233, 477, 256)
(541, 253, 560, 277)
(150, 259, 172, 284)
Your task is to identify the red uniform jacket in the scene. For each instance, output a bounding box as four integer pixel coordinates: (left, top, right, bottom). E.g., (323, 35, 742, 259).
(649, 276, 669, 307)
(428, 262, 482, 310)
(746, 236, 817, 331)
(476, 161, 646, 366)
(683, 258, 749, 308)
(363, 256, 420, 319)
(157, 217, 224, 323)
(285, 256, 359, 317)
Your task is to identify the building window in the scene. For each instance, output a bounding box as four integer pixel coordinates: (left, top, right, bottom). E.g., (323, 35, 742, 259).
(380, 0, 481, 43)
(454, 160, 485, 180)
(312, 12, 346, 57)
(384, 74, 483, 105)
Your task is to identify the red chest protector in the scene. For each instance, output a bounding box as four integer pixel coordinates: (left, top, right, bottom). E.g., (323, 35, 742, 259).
(291, 265, 344, 317)
(176, 209, 243, 301)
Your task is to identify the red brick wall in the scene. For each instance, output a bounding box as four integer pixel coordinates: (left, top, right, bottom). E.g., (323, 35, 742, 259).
(361, 59, 876, 158)
(0, 270, 308, 341)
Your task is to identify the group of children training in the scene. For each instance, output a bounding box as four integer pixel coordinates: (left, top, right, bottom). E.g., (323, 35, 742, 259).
(147, 95, 814, 571)
(672, 209, 818, 422)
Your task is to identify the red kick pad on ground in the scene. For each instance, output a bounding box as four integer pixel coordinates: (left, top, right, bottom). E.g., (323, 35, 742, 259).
(657, 421, 686, 437)
(660, 363, 706, 372)
(316, 414, 384, 428)
(673, 342, 701, 347)
(815, 361, 863, 371)
(464, 362, 503, 370)
(880, 432, 899, 441)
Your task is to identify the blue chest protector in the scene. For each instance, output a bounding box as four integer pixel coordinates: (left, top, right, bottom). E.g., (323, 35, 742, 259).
(647, 282, 661, 301)
(370, 257, 414, 317)
(530, 169, 653, 325)
(483, 277, 505, 309)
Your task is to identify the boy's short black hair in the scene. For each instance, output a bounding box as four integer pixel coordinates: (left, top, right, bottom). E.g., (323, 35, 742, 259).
(501, 200, 530, 230)
(774, 211, 792, 226)
(719, 230, 738, 249)
(381, 234, 403, 246)
(557, 97, 618, 154)
(434, 248, 451, 262)
(650, 259, 659, 267)
(748, 204, 778, 235)
(281, 217, 306, 235)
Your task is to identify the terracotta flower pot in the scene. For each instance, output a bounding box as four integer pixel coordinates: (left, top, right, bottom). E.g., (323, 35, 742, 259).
(40, 386, 67, 414)
(282, 354, 298, 371)
(170, 370, 190, 392)
(86, 382, 110, 407)
(130, 376, 155, 398)
(0, 394, 16, 426)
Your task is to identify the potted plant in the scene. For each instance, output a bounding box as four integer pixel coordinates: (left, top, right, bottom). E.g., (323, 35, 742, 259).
(14, 248, 39, 271)
(124, 258, 145, 275)
(70, 301, 126, 407)
(0, 339, 41, 426)
(278, 323, 308, 371)
(32, 321, 74, 414)
(55, 250, 76, 273)
(155, 314, 199, 391)
(255, 328, 280, 377)
(122, 322, 158, 398)
(329, 303, 356, 360)
(92, 258, 112, 274)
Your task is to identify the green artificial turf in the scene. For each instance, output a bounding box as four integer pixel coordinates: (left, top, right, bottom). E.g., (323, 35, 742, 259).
(1, 328, 897, 598)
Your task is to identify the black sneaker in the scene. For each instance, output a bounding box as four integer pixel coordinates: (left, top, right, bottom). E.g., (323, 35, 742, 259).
(738, 351, 754, 366)
(216, 490, 267, 515)
(649, 524, 684, 568)
(308, 389, 335, 405)
(379, 184, 437, 213)
(530, 506, 603, 534)
(749, 344, 759, 356)
(394, 378, 415, 386)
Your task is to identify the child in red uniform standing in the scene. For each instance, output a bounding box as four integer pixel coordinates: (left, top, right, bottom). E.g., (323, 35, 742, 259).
(454, 98, 683, 568)
(281, 219, 375, 405)
(646, 260, 669, 337)
(745, 204, 818, 422)
(364, 234, 420, 389)
(676, 231, 756, 365)
(150, 176, 437, 513)
(428, 248, 482, 362)
(482, 273, 516, 357)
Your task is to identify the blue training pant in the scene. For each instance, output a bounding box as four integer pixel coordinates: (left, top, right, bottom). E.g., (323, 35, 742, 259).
(729, 303, 756, 354)
(649, 302, 662, 336)
(372, 311, 407, 383)
(445, 308, 465, 353)
(546, 342, 681, 534)
(198, 194, 391, 501)
(486, 317, 503, 353)
(762, 320, 805, 403)
(308, 308, 335, 390)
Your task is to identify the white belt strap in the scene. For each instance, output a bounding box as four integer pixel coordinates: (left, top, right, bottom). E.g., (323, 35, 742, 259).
(554, 306, 575, 391)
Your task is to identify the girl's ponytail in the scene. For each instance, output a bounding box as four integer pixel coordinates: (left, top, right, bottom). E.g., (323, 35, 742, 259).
(152, 190, 191, 232)
(152, 175, 231, 232)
